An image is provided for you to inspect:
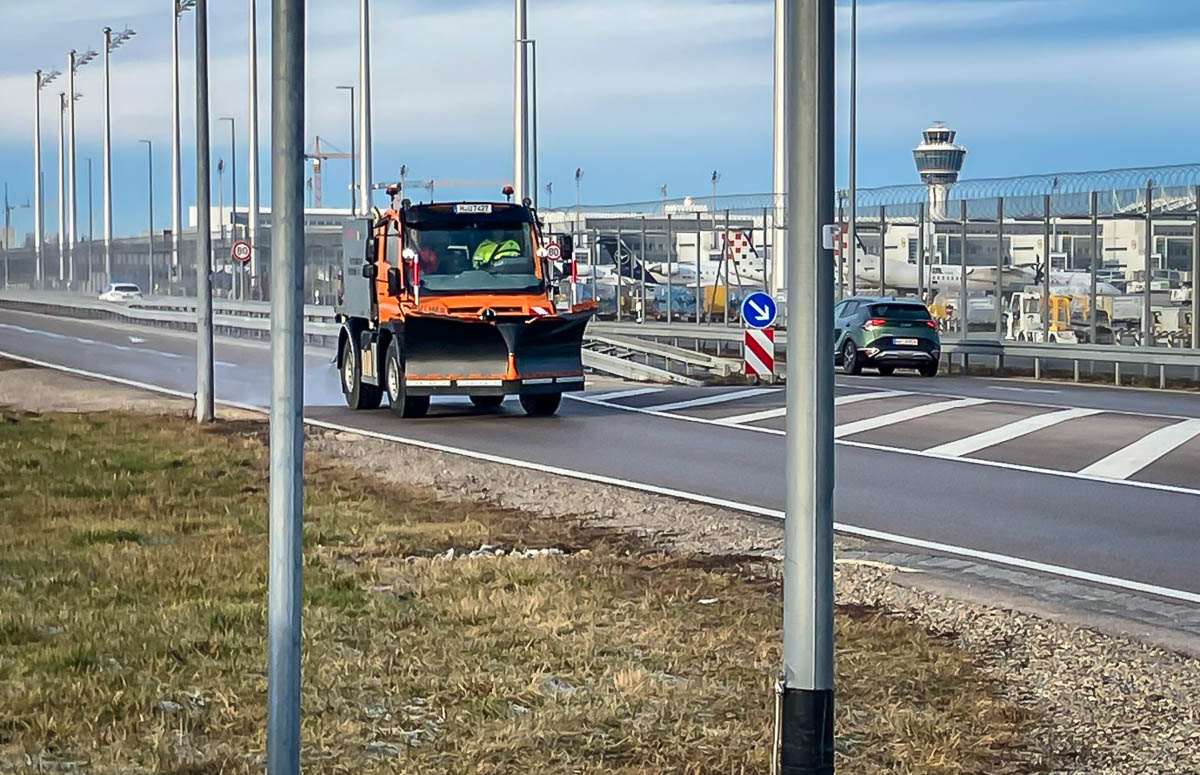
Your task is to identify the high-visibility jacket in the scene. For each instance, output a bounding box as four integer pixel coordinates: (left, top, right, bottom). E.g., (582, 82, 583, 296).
(473, 239, 522, 268)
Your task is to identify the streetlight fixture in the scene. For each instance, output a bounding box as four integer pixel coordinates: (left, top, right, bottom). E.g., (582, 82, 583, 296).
(139, 140, 155, 294)
(102, 26, 136, 286)
(336, 85, 356, 213)
(33, 69, 61, 287)
(173, 0, 198, 282)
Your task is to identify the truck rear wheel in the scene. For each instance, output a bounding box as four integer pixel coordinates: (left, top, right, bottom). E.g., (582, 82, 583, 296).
(385, 339, 430, 419)
(341, 339, 382, 410)
(519, 392, 562, 416)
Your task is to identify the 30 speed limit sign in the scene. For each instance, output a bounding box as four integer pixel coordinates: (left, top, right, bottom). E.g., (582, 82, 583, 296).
(231, 240, 252, 264)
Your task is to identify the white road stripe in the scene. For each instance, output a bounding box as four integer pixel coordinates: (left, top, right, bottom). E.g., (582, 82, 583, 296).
(834, 397, 987, 439)
(4, 349, 1200, 605)
(924, 407, 1103, 458)
(716, 406, 787, 425)
(835, 390, 908, 406)
(646, 387, 778, 412)
(587, 387, 664, 402)
(1079, 418, 1200, 480)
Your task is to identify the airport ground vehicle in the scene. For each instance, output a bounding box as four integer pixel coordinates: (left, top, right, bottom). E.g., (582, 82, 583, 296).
(1007, 290, 1077, 343)
(335, 198, 595, 418)
(834, 296, 941, 377)
(98, 283, 144, 303)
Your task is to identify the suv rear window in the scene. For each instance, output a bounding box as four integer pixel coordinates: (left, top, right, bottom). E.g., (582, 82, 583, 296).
(869, 303, 930, 321)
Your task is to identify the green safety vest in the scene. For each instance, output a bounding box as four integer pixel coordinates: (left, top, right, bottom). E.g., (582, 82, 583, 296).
(473, 239, 522, 267)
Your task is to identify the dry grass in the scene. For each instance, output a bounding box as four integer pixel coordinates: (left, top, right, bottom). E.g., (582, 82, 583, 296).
(0, 410, 1038, 774)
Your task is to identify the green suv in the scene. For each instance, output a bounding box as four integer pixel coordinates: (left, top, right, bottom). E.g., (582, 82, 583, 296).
(833, 296, 940, 377)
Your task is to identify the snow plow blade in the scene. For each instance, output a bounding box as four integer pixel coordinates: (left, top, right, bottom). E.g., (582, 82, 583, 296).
(402, 311, 593, 388)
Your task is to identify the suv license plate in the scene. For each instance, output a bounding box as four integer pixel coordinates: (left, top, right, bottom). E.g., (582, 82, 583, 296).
(894, 338, 919, 346)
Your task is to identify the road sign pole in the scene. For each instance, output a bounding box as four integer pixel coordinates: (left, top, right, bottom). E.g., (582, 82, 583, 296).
(777, 0, 835, 771)
(195, 0, 215, 423)
(268, 0, 305, 772)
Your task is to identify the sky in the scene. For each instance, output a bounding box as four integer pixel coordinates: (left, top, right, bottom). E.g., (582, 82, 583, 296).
(2, 0, 1200, 239)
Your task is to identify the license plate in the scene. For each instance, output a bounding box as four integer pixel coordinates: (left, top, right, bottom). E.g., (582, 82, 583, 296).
(894, 337, 919, 346)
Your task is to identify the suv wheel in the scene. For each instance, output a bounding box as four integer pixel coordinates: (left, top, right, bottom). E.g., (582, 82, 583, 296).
(841, 340, 862, 375)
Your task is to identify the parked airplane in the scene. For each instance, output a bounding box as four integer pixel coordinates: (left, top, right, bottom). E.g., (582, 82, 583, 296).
(849, 254, 1121, 296)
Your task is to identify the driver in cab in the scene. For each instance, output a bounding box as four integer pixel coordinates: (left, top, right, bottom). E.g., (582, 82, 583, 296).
(472, 232, 522, 269)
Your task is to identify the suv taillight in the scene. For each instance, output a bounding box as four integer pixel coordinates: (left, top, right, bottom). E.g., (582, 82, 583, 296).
(864, 318, 886, 328)
(924, 319, 938, 329)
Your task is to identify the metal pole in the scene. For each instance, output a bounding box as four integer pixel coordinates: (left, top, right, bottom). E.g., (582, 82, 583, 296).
(87, 159, 93, 290)
(1042, 193, 1051, 338)
(996, 197, 1004, 337)
(67, 52, 77, 286)
(530, 40, 538, 209)
(171, 3, 183, 284)
(3, 184, 8, 288)
(878, 205, 886, 297)
(268, 0, 305, 771)
(195, 0, 215, 423)
(1090, 191, 1098, 346)
(590, 227, 598, 302)
(615, 221, 623, 322)
(847, 0, 857, 298)
(34, 73, 44, 288)
(221, 117, 237, 297)
(960, 199, 968, 337)
(513, 0, 529, 201)
(57, 93, 65, 284)
(337, 85, 355, 212)
(778, 0, 835, 769)
(666, 213, 674, 323)
(771, 0, 787, 297)
(724, 208, 732, 325)
(835, 196, 843, 300)
(358, 0, 373, 215)
(103, 29, 113, 282)
(696, 212, 703, 325)
(248, 0, 262, 296)
(1193, 186, 1199, 350)
(640, 216, 647, 320)
(1144, 181, 1153, 348)
(917, 201, 925, 300)
(140, 140, 154, 293)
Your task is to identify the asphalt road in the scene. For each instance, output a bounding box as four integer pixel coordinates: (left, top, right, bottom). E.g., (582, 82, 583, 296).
(3, 306, 1198, 600)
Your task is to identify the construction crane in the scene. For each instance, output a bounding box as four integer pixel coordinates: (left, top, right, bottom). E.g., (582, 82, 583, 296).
(304, 135, 352, 209)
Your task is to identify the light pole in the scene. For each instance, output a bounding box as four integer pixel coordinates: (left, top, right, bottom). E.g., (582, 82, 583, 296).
(221, 117, 238, 298)
(86, 158, 94, 289)
(771, 0, 788, 298)
(336, 85, 356, 213)
(139, 140, 154, 294)
(358, 0, 373, 215)
(847, 0, 857, 297)
(3, 184, 31, 288)
(517, 37, 539, 208)
(57, 92, 68, 284)
(247, 0, 261, 297)
(268, 1, 306, 772)
(195, 0, 214, 423)
(67, 48, 98, 287)
(33, 69, 61, 288)
(103, 26, 136, 286)
(173, 0, 198, 283)
(777, 0, 835, 771)
(512, 0, 529, 201)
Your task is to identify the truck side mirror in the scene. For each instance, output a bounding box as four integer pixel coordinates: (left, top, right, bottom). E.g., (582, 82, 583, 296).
(386, 266, 402, 296)
(361, 263, 378, 279)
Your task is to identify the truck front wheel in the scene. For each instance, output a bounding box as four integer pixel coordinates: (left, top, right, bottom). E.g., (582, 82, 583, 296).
(385, 339, 430, 419)
(519, 392, 562, 416)
(341, 339, 382, 410)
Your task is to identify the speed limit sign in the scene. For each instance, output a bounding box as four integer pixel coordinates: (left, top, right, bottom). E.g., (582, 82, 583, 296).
(231, 240, 252, 264)
(546, 242, 563, 261)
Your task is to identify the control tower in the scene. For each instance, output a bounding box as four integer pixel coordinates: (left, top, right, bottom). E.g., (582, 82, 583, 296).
(913, 122, 967, 220)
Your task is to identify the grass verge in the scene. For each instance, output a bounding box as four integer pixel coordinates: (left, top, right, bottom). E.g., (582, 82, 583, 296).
(0, 410, 1038, 774)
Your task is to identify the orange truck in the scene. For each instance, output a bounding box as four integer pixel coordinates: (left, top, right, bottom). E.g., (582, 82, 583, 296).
(335, 194, 594, 418)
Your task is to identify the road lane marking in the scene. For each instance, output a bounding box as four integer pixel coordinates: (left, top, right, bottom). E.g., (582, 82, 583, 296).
(989, 386, 1062, 395)
(1078, 418, 1200, 480)
(835, 390, 907, 406)
(587, 387, 664, 402)
(645, 387, 778, 412)
(924, 407, 1103, 458)
(3, 349, 1200, 606)
(716, 391, 907, 425)
(834, 398, 987, 439)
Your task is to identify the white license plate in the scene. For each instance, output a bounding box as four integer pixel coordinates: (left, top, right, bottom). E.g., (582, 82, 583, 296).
(893, 338, 919, 346)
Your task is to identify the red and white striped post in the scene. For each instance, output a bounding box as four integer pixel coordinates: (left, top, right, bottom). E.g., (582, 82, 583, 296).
(744, 326, 776, 382)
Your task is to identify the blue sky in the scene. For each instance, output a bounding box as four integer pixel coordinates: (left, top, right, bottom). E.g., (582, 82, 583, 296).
(1, 0, 1199, 238)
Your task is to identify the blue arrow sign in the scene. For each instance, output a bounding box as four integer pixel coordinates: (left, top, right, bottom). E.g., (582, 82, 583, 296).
(741, 291, 777, 329)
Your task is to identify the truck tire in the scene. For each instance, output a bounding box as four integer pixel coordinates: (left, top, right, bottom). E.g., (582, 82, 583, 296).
(341, 339, 382, 410)
(385, 339, 430, 419)
(519, 392, 562, 416)
(470, 395, 505, 410)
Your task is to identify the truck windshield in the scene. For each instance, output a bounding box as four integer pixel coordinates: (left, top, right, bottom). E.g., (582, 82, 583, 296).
(409, 222, 541, 294)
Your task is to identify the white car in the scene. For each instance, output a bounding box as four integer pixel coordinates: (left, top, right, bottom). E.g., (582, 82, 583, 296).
(99, 283, 144, 303)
